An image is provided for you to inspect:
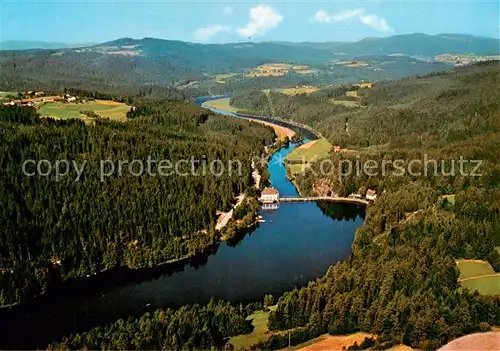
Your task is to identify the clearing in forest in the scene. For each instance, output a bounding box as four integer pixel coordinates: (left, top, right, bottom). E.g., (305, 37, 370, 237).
(38, 100, 129, 122)
(329, 98, 359, 107)
(278, 87, 319, 96)
(456, 259, 495, 280)
(202, 97, 239, 113)
(230, 305, 277, 350)
(246, 63, 314, 77)
(455, 259, 500, 296)
(286, 139, 332, 175)
(287, 139, 332, 162)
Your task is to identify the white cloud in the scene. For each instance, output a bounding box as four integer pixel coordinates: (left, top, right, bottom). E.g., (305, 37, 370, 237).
(237, 5, 283, 38)
(311, 9, 393, 33)
(360, 15, 392, 33)
(193, 25, 231, 42)
(223, 5, 233, 16)
(312, 9, 364, 23)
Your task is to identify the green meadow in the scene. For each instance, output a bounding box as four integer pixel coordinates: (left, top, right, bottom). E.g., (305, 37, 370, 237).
(38, 100, 129, 122)
(460, 275, 500, 296)
(286, 138, 332, 175)
(230, 306, 277, 350)
(456, 259, 495, 280)
(456, 259, 500, 296)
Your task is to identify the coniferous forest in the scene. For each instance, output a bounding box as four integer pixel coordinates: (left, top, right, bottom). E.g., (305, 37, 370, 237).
(0, 101, 275, 306)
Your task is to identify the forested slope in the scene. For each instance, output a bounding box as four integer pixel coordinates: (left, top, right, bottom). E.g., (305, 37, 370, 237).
(0, 101, 274, 306)
(239, 62, 500, 349)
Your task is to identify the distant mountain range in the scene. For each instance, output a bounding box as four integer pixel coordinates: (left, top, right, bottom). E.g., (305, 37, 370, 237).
(0, 41, 97, 50)
(3, 33, 498, 55)
(0, 33, 498, 93)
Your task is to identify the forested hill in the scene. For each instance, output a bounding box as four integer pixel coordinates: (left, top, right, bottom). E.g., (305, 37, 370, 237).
(0, 100, 275, 306)
(1, 34, 497, 93)
(248, 62, 500, 349)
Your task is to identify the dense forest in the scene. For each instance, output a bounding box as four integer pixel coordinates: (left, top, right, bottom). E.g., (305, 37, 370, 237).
(0, 100, 275, 306)
(49, 300, 252, 350)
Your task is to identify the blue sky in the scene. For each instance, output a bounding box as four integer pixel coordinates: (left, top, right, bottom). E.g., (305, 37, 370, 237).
(2, 0, 499, 43)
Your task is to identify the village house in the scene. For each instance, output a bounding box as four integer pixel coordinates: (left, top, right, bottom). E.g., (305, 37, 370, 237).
(366, 189, 377, 201)
(260, 187, 280, 203)
(332, 145, 341, 153)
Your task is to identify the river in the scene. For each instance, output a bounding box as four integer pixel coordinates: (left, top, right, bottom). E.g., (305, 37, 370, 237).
(0, 99, 365, 349)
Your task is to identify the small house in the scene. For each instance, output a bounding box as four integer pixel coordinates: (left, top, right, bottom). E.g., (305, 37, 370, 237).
(67, 96, 77, 103)
(260, 187, 279, 203)
(366, 189, 377, 201)
(332, 145, 341, 153)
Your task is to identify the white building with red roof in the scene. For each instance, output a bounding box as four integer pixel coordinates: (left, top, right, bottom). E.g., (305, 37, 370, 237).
(260, 187, 280, 203)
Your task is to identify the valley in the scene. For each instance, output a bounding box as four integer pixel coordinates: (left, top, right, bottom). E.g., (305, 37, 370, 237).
(0, 23, 499, 351)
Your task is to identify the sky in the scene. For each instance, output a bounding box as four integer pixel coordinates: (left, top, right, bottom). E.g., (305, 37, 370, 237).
(1, 0, 499, 44)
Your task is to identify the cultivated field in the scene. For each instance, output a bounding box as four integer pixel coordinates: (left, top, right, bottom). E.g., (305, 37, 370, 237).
(456, 259, 500, 296)
(329, 98, 359, 107)
(278, 87, 319, 96)
(246, 63, 314, 77)
(202, 97, 239, 113)
(286, 332, 375, 351)
(456, 259, 495, 280)
(38, 100, 129, 122)
(286, 139, 332, 163)
(460, 275, 500, 296)
(230, 306, 277, 350)
(286, 139, 332, 175)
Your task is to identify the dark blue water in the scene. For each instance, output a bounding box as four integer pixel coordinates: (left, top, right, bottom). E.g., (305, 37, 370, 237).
(1, 108, 364, 350)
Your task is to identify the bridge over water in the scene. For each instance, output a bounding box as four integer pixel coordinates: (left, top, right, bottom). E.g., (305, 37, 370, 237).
(279, 196, 369, 206)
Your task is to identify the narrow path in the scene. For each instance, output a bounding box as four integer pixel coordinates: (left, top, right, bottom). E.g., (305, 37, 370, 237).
(458, 273, 500, 283)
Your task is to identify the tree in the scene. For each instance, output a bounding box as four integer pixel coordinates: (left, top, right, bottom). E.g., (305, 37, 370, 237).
(264, 294, 275, 307)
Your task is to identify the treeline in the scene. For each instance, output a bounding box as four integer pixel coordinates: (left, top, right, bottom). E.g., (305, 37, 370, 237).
(0, 100, 275, 306)
(49, 300, 252, 350)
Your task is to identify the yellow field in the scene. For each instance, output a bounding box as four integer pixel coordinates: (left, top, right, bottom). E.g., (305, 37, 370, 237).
(284, 332, 375, 351)
(202, 97, 239, 113)
(246, 63, 314, 77)
(278, 87, 319, 96)
(38, 100, 129, 122)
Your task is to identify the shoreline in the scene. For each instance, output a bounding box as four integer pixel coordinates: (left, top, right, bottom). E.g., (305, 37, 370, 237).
(1, 146, 276, 311)
(201, 100, 295, 141)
